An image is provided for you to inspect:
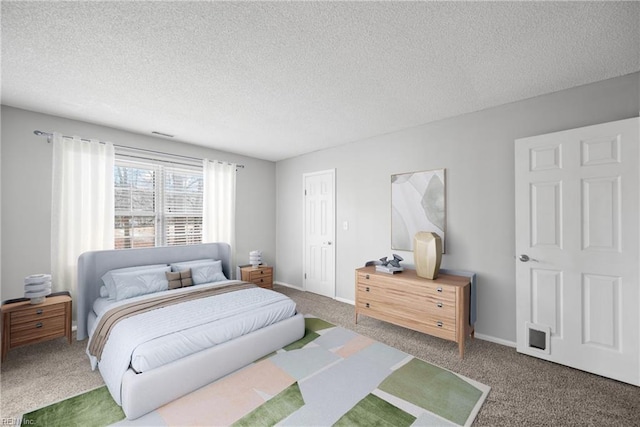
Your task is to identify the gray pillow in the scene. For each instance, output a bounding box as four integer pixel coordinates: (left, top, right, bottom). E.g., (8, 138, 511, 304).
(111, 266, 171, 301)
(101, 263, 168, 299)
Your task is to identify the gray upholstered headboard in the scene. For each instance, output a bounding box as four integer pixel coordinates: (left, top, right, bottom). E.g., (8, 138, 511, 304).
(76, 243, 231, 340)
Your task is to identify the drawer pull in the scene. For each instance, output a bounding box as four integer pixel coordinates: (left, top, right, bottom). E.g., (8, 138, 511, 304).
(260, 270, 263, 274)
(436, 321, 443, 328)
(36, 309, 44, 315)
(436, 302, 443, 308)
(365, 274, 370, 280)
(365, 287, 370, 292)
(260, 278, 264, 282)
(36, 322, 43, 328)
(365, 303, 370, 308)
(436, 287, 443, 293)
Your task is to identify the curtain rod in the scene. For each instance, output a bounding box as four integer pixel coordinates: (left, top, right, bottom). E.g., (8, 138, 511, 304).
(33, 130, 244, 169)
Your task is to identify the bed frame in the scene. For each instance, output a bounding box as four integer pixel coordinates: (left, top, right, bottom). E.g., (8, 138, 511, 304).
(77, 243, 305, 419)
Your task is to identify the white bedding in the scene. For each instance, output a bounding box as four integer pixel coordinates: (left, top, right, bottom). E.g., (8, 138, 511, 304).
(87, 281, 297, 405)
(92, 296, 115, 318)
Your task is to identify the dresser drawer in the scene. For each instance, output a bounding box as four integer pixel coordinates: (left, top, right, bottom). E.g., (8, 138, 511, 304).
(356, 282, 456, 310)
(356, 284, 456, 320)
(419, 320, 457, 341)
(356, 301, 456, 341)
(10, 304, 66, 324)
(357, 272, 457, 301)
(357, 298, 456, 325)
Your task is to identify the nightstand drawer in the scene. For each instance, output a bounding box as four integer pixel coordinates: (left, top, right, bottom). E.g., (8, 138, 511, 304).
(10, 316, 67, 346)
(11, 304, 66, 324)
(248, 268, 272, 280)
(249, 275, 272, 287)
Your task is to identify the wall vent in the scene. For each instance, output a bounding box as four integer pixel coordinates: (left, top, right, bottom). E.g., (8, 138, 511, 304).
(151, 131, 174, 138)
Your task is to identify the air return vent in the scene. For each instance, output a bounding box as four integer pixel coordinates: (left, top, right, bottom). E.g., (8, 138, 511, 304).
(151, 131, 174, 138)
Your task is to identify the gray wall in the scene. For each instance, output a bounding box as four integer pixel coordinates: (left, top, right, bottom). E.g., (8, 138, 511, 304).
(0, 106, 277, 300)
(275, 72, 640, 345)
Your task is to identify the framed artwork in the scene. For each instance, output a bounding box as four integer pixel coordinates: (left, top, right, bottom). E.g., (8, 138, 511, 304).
(391, 168, 446, 251)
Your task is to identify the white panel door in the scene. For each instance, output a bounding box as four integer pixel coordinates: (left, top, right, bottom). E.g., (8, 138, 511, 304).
(515, 117, 639, 386)
(303, 170, 335, 298)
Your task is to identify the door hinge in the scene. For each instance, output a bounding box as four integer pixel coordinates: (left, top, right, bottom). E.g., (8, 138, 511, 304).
(304, 273, 307, 279)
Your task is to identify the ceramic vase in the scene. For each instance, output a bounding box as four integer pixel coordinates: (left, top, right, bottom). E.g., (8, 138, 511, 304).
(414, 231, 442, 279)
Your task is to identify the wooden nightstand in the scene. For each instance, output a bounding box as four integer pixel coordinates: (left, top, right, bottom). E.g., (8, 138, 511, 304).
(240, 265, 274, 289)
(1, 294, 72, 362)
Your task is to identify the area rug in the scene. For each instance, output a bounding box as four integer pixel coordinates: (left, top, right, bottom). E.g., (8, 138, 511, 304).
(22, 316, 490, 426)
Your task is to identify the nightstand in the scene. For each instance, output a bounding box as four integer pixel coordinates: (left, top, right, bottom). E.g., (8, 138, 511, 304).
(239, 265, 274, 289)
(1, 294, 72, 362)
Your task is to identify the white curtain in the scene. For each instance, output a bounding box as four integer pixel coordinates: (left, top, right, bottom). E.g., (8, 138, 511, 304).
(202, 159, 236, 254)
(51, 133, 114, 298)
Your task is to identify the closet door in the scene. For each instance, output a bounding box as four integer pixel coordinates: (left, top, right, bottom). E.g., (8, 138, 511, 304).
(303, 169, 336, 298)
(515, 117, 639, 386)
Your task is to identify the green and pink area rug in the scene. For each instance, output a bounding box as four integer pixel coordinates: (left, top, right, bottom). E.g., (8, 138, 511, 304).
(23, 317, 490, 426)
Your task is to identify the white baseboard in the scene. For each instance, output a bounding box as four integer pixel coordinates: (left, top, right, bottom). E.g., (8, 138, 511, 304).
(273, 281, 303, 290)
(474, 333, 516, 348)
(274, 281, 354, 305)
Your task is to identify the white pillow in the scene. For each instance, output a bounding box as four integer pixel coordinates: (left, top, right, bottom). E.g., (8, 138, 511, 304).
(190, 261, 227, 285)
(99, 286, 109, 299)
(101, 264, 168, 299)
(170, 259, 216, 272)
(111, 266, 171, 301)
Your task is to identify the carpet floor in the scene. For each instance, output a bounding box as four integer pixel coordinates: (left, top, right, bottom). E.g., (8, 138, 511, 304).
(2, 284, 639, 426)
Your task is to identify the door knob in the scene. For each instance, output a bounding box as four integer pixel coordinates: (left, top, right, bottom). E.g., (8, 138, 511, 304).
(518, 254, 539, 262)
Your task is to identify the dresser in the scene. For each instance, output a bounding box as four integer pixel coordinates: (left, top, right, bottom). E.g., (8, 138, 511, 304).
(239, 265, 274, 289)
(355, 266, 473, 358)
(1, 294, 72, 362)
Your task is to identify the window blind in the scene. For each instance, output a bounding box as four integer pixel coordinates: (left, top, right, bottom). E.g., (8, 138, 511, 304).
(162, 165, 203, 246)
(114, 158, 203, 248)
(114, 160, 157, 248)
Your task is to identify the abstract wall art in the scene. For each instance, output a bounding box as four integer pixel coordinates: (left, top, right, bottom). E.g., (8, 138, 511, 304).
(391, 168, 446, 251)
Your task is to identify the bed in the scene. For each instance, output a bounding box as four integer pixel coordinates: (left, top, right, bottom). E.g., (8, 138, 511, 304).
(77, 243, 305, 420)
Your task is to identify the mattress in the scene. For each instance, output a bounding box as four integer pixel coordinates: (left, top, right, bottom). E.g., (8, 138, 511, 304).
(87, 281, 297, 404)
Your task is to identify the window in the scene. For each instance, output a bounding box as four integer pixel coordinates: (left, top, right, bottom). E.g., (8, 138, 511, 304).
(114, 159, 203, 248)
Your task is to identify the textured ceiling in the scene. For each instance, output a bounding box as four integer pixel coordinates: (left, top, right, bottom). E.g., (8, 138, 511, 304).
(2, 2, 639, 161)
